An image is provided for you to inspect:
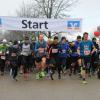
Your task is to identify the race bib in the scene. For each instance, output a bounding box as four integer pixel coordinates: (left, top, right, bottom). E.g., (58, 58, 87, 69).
(21, 52, 28, 56)
(84, 50, 90, 55)
(62, 50, 66, 53)
(39, 48, 44, 53)
(52, 49, 58, 53)
(1, 56, 5, 60)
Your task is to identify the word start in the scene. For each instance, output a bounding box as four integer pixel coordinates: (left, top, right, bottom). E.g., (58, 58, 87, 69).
(22, 20, 48, 29)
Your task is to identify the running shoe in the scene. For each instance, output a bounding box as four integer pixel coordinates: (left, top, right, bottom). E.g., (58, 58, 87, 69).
(82, 80, 88, 84)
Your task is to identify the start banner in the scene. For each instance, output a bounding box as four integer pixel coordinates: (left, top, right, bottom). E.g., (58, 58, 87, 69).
(0, 16, 82, 32)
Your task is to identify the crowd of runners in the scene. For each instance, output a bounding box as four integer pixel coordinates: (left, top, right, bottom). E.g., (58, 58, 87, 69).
(0, 32, 100, 84)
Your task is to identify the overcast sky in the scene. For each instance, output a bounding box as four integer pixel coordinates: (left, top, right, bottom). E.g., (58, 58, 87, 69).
(0, 0, 100, 33)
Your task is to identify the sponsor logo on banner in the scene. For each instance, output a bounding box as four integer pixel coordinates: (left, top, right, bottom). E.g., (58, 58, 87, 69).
(67, 20, 80, 30)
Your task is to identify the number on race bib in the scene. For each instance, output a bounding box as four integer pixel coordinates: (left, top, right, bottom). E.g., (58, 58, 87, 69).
(84, 50, 90, 55)
(62, 50, 66, 53)
(39, 49, 44, 53)
(1, 56, 5, 60)
(52, 49, 58, 53)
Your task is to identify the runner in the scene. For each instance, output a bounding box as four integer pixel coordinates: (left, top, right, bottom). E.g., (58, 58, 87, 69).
(49, 36, 59, 80)
(58, 37, 70, 78)
(77, 32, 96, 84)
(45, 39, 53, 79)
(34, 34, 47, 80)
(0, 40, 8, 75)
(20, 36, 33, 80)
(9, 41, 19, 81)
(69, 36, 82, 76)
(91, 38, 99, 75)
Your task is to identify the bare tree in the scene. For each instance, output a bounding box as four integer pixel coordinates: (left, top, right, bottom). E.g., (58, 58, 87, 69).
(16, 0, 78, 38)
(17, 0, 77, 18)
(33, 0, 77, 18)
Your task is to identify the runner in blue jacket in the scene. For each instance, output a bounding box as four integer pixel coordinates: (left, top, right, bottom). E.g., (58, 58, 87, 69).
(58, 37, 70, 79)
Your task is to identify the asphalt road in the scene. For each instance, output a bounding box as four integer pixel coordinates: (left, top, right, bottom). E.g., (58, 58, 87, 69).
(0, 74, 100, 100)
